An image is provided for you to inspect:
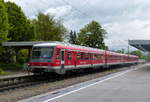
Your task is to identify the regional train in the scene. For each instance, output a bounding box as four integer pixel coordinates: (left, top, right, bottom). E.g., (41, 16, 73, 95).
(27, 42, 139, 74)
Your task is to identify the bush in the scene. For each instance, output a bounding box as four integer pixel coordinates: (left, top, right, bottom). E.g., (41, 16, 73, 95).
(0, 47, 15, 63)
(18, 49, 28, 64)
(0, 63, 23, 70)
(0, 68, 9, 75)
(0, 68, 3, 73)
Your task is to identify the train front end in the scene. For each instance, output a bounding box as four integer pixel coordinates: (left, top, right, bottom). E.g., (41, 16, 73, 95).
(28, 44, 56, 74)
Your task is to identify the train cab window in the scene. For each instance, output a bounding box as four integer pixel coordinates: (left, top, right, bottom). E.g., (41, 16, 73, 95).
(31, 47, 54, 62)
(85, 53, 89, 59)
(67, 51, 72, 60)
(77, 53, 81, 60)
(56, 49, 60, 59)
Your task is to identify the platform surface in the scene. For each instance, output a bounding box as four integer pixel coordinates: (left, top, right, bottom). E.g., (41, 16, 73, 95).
(19, 64, 150, 102)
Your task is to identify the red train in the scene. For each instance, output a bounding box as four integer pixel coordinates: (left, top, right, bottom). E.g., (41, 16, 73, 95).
(27, 42, 139, 74)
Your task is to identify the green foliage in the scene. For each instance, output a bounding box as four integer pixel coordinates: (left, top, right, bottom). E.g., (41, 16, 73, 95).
(5, 1, 35, 41)
(0, 0, 9, 43)
(3, 2, 35, 64)
(0, 47, 15, 63)
(130, 50, 150, 61)
(18, 49, 28, 64)
(130, 50, 143, 58)
(77, 20, 107, 49)
(69, 30, 77, 44)
(116, 49, 125, 53)
(0, 68, 9, 75)
(32, 13, 67, 41)
(0, 63, 23, 70)
(143, 53, 150, 61)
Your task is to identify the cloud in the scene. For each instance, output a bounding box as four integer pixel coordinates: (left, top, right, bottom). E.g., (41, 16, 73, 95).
(104, 20, 150, 51)
(4, 0, 150, 51)
(44, 5, 72, 19)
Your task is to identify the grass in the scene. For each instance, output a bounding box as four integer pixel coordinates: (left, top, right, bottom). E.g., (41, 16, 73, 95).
(0, 63, 23, 70)
(0, 68, 10, 76)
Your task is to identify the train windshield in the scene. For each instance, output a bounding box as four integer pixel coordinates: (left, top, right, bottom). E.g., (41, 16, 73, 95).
(31, 47, 54, 62)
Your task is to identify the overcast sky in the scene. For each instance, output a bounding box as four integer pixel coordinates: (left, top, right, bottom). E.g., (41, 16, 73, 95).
(6, 0, 150, 51)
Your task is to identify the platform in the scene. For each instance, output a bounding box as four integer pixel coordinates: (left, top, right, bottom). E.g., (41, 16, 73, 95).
(0, 72, 32, 80)
(19, 64, 150, 102)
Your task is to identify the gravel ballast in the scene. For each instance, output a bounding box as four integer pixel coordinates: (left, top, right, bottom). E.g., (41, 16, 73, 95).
(0, 65, 140, 102)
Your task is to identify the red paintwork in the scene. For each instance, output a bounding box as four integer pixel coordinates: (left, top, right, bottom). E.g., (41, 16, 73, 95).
(29, 44, 139, 69)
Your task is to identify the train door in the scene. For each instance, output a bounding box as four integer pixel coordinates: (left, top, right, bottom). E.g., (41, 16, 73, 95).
(122, 55, 124, 65)
(61, 49, 65, 68)
(90, 53, 93, 68)
(58, 49, 66, 74)
(73, 51, 77, 68)
(104, 51, 108, 68)
(66, 50, 73, 69)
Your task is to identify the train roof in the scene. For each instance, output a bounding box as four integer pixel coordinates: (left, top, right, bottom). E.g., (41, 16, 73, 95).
(33, 41, 138, 58)
(34, 41, 105, 53)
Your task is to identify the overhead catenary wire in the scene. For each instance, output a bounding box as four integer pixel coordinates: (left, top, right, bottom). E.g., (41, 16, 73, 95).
(41, 0, 137, 53)
(106, 31, 134, 53)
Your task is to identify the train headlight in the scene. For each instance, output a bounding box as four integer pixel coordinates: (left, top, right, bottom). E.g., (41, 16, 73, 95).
(28, 63, 30, 66)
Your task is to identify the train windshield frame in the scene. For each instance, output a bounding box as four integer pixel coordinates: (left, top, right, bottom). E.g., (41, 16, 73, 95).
(31, 46, 54, 62)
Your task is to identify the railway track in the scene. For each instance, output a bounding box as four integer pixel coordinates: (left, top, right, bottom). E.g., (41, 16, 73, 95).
(0, 75, 34, 91)
(0, 74, 55, 92)
(0, 64, 137, 92)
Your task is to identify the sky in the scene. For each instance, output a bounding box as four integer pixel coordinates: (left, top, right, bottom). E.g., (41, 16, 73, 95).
(5, 0, 150, 51)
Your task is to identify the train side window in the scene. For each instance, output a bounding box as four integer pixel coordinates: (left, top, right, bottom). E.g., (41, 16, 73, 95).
(99, 54, 103, 59)
(81, 52, 84, 60)
(56, 49, 60, 59)
(85, 53, 89, 59)
(94, 54, 97, 60)
(98, 54, 102, 60)
(112, 55, 115, 60)
(111, 55, 113, 60)
(77, 53, 81, 60)
(113, 55, 115, 60)
(94, 54, 102, 60)
(90, 53, 93, 60)
(67, 51, 72, 60)
(93, 54, 96, 60)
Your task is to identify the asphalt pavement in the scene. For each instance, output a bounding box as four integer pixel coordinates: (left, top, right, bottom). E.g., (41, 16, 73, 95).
(19, 63, 150, 102)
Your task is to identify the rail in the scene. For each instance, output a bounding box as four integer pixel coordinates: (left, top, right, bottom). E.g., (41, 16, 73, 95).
(0, 75, 43, 92)
(0, 63, 143, 92)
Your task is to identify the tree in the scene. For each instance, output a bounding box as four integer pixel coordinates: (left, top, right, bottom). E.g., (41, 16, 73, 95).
(4, 1, 35, 63)
(116, 49, 125, 53)
(0, 47, 15, 63)
(5, 1, 35, 41)
(77, 20, 107, 49)
(145, 53, 150, 61)
(69, 30, 77, 44)
(32, 13, 67, 41)
(0, 0, 10, 63)
(130, 50, 143, 58)
(0, 0, 9, 43)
